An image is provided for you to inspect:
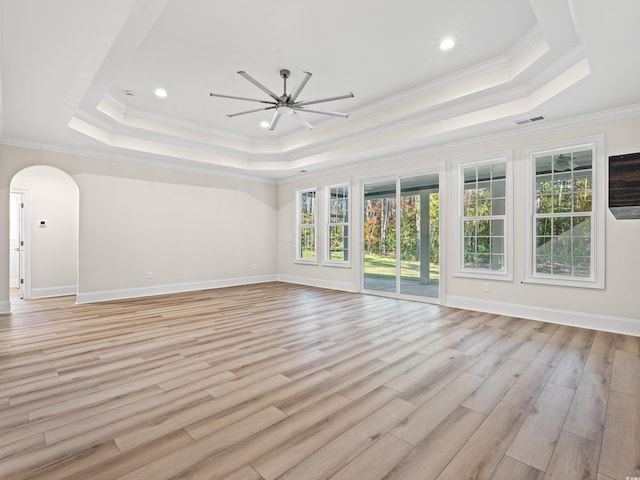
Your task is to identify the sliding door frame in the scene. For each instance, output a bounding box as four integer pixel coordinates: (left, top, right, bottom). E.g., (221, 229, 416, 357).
(358, 165, 445, 304)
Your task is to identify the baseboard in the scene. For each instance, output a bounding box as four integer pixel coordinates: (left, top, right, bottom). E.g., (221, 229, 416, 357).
(277, 274, 358, 293)
(31, 285, 77, 299)
(75, 275, 278, 304)
(445, 295, 640, 337)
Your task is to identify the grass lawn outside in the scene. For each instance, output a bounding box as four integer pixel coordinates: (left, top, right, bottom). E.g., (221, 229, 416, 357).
(364, 254, 440, 283)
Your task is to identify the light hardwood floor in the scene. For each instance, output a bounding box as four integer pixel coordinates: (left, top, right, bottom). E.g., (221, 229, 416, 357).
(1, 282, 639, 480)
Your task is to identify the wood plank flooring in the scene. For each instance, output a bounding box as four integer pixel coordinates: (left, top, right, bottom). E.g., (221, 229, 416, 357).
(1, 282, 639, 479)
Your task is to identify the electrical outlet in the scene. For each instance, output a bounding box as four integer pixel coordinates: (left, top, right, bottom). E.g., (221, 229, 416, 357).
(147, 271, 153, 280)
(482, 283, 489, 292)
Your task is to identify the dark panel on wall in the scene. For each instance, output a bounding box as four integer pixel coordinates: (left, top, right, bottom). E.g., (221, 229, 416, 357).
(609, 152, 640, 219)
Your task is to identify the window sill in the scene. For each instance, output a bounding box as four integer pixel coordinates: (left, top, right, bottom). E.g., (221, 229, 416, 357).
(454, 270, 513, 282)
(522, 275, 604, 289)
(294, 259, 319, 266)
(323, 261, 352, 268)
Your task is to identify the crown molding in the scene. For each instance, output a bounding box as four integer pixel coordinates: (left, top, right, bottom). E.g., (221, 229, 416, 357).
(7, 103, 639, 185)
(276, 102, 640, 182)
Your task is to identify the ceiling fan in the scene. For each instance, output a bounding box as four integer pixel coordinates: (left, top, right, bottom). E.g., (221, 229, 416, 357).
(209, 69, 354, 131)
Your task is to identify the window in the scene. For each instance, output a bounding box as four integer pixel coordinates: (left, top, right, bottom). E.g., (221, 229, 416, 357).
(524, 136, 604, 288)
(295, 188, 317, 263)
(326, 183, 350, 265)
(455, 154, 512, 279)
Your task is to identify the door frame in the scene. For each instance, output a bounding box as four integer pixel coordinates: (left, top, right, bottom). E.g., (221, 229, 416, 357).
(359, 166, 445, 303)
(10, 189, 30, 299)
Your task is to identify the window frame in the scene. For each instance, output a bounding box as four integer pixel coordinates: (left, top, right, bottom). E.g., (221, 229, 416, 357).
(453, 152, 513, 281)
(523, 135, 605, 289)
(324, 182, 351, 267)
(294, 186, 318, 264)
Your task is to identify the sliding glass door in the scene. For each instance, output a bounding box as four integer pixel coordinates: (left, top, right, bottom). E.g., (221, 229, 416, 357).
(362, 173, 440, 300)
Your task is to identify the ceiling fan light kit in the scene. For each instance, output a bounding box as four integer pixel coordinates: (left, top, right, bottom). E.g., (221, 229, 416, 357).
(209, 68, 354, 131)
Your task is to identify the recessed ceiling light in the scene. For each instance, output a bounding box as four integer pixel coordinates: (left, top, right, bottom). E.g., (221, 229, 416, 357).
(260, 120, 270, 129)
(154, 88, 167, 98)
(440, 38, 455, 50)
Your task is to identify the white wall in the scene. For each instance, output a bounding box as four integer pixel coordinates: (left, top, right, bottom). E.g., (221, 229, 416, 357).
(76, 172, 277, 301)
(2, 112, 639, 336)
(0, 145, 278, 309)
(10, 166, 79, 297)
(277, 113, 640, 335)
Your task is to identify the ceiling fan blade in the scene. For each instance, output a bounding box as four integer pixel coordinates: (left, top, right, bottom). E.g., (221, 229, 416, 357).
(291, 111, 314, 130)
(267, 111, 281, 131)
(289, 71, 312, 103)
(227, 106, 275, 118)
(294, 106, 349, 118)
(237, 71, 281, 102)
(209, 92, 275, 104)
(295, 92, 354, 107)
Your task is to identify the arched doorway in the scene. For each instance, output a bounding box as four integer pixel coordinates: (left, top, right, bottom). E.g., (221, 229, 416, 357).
(9, 166, 79, 302)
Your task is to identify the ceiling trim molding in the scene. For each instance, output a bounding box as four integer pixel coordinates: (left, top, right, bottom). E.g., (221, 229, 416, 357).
(277, 102, 640, 182)
(66, 55, 591, 176)
(6, 102, 640, 183)
(75, 23, 555, 166)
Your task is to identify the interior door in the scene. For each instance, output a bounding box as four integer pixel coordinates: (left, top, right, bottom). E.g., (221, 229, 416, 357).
(362, 173, 440, 301)
(9, 192, 24, 296)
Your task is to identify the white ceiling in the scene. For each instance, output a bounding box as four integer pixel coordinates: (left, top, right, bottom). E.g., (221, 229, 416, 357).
(1, 0, 639, 179)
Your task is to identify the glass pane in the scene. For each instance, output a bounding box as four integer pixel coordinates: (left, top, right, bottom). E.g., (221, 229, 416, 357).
(554, 154, 572, 173)
(300, 190, 316, 224)
(537, 195, 553, 214)
(572, 256, 591, 277)
(299, 226, 316, 260)
(553, 237, 571, 255)
(400, 174, 440, 299)
(492, 198, 505, 215)
(536, 155, 553, 175)
(491, 254, 504, 270)
(553, 217, 572, 236)
(477, 164, 491, 182)
(573, 150, 592, 170)
(329, 184, 349, 223)
(464, 220, 476, 236)
(537, 218, 552, 236)
(554, 256, 572, 275)
(492, 162, 506, 179)
(573, 216, 591, 236)
(464, 185, 476, 216)
(328, 225, 347, 262)
(573, 190, 592, 212)
(464, 166, 477, 183)
(536, 255, 552, 274)
(537, 236, 552, 255)
(477, 220, 490, 236)
(476, 254, 490, 269)
(464, 237, 476, 253)
(477, 199, 491, 216)
(491, 237, 504, 254)
(572, 236, 591, 257)
(477, 181, 491, 200)
(492, 179, 506, 197)
(491, 219, 504, 236)
(477, 236, 491, 253)
(465, 253, 476, 269)
(363, 189, 396, 293)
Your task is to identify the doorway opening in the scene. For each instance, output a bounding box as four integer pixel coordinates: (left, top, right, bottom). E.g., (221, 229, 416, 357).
(362, 172, 441, 301)
(9, 166, 79, 304)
